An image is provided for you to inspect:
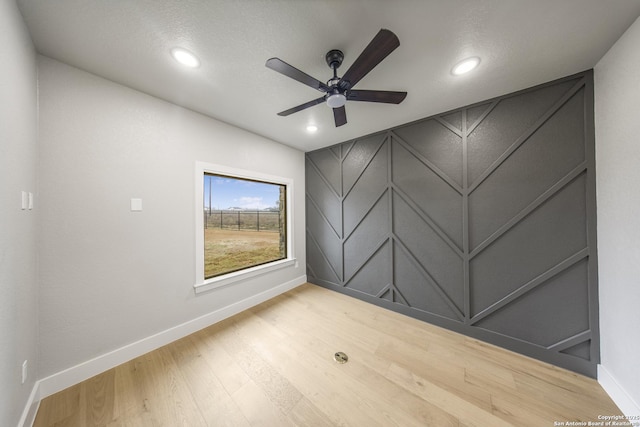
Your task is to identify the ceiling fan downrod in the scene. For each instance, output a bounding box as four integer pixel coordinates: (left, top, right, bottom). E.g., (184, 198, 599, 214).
(325, 49, 346, 108)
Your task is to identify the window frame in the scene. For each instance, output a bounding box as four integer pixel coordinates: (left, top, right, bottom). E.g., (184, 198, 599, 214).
(194, 162, 295, 294)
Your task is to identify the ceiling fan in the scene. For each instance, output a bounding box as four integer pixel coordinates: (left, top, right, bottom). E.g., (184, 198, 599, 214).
(265, 29, 407, 127)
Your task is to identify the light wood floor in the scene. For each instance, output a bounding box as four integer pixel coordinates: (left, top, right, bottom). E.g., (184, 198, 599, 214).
(34, 283, 621, 426)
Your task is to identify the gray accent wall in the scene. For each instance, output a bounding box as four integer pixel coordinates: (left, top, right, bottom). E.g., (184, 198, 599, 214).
(306, 71, 598, 377)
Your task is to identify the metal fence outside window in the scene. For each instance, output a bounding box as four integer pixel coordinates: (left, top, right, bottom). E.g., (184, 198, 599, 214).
(204, 210, 281, 232)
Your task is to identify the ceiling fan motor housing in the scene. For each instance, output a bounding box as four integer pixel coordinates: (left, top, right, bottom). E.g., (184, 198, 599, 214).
(325, 49, 344, 70)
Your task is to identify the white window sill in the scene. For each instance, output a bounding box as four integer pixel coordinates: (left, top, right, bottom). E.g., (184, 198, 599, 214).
(194, 258, 296, 294)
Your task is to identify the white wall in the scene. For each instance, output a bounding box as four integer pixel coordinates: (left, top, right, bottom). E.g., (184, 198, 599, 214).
(36, 56, 306, 382)
(0, 0, 39, 425)
(595, 16, 640, 416)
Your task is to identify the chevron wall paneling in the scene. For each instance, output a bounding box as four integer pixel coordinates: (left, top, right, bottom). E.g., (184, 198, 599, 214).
(305, 71, 598, 377)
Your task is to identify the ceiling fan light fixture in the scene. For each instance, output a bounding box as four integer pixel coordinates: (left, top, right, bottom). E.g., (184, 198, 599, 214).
(452, 56, 480, 75)
(326, 93, 347, 108)
(171, 47, 200, 68)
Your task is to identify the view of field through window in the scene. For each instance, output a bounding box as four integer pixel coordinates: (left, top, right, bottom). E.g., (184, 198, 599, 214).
(203, 173, 286, 278)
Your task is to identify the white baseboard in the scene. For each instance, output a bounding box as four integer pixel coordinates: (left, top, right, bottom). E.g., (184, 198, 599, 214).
(35, 275, 306, 403)
(17, 380, 41, 427)
(598, 364, 640, 418)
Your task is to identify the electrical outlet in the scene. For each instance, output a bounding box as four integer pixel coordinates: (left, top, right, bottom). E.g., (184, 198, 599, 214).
(22, 360, 28, 384)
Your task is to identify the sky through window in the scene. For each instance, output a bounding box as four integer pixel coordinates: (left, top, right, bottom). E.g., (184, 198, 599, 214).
(204, 174, 280, 210)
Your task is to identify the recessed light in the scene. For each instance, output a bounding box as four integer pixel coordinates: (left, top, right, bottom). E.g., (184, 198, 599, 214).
(171, 47, 200, 68)
(306, 125, 318, 133)
(452, 57, 480, 76)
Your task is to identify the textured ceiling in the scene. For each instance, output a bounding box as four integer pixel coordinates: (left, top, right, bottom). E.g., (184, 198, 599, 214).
(17, 0, 640, 151)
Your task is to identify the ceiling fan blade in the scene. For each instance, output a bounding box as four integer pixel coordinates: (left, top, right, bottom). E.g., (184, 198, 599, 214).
(347, 90, 407, 104)
(266, 58, 329, 92)
(338, 29, 400, 90)
(333, 106, 347, 127)
(277, 96, 326, 116)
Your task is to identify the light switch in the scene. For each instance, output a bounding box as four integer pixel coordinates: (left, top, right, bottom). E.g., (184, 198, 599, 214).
(130, 198, 143, 212)
(21, 191, 28, 210)
(28, 192, 33, 210)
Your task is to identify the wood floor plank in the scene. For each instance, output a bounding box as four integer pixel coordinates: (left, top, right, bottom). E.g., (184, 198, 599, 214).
(189, 327, 251, 398)
(33, 283, 623, 427)
(376, 338, 494, 412)
(33, 383, 83, 426)
(384, 361, 513, 427)
(216, 319, 304, 415)
(490, 393, 561, 427)
(84, 370, 116, 426)
(287, 397, 335, 427)
(105, 410, 157, 427)
(111, 359, 147, 423)
(158, 346, 209, 426)
(165, 335, 251, 427)
(230, 379, 296, 427)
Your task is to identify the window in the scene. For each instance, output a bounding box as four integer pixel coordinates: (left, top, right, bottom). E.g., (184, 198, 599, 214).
(194, 162, 294, 293)
(203, 173, 286, 278)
